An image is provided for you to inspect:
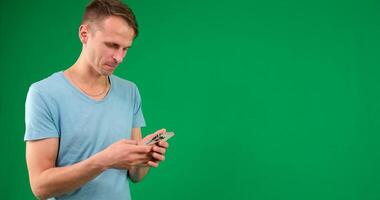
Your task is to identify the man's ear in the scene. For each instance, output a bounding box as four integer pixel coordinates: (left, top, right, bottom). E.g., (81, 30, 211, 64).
(79, 24, 89, 44)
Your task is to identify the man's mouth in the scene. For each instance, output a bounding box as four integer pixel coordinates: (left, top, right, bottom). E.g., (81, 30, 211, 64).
(105, 63, 117, 69)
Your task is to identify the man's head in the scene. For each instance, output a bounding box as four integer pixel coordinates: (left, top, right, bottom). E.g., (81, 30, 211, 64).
(79, 0, 138, 76)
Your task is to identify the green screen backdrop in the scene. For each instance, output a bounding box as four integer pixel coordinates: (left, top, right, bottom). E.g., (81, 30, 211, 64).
(0, 0, 379, 199)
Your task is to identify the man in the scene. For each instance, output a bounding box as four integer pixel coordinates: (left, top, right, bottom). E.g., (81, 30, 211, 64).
(24, 0, 169, 199)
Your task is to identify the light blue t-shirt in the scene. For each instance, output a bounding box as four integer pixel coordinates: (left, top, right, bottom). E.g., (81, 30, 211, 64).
(24, 71, 146, 200)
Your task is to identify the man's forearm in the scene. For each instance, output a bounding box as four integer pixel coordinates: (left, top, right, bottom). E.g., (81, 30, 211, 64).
(31, 151, 108, 199)
(128, 166, 150, 183)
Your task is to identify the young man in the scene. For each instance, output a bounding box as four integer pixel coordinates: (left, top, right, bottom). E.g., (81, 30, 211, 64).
(24, 0, 169, 199)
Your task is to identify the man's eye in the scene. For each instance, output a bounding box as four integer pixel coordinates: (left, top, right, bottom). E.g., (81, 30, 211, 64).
(106, 43, 118, 48)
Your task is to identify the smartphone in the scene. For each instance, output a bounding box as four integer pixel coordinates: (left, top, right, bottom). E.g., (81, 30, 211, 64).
(144, 132, 175, 145)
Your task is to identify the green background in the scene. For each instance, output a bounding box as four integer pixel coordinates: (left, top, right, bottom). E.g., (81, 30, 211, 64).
(1, 0, 379, 199)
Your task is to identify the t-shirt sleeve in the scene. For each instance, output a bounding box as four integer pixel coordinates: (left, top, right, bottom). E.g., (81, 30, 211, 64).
(132, 85, 146, 128)
(24, 87, 59, 141)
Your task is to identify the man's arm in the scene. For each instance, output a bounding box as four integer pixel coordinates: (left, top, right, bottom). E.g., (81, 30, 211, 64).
(26, 138, 152, 199)
(128, 128, 169, 183)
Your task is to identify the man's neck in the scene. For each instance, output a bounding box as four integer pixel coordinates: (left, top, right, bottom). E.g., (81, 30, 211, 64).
(68, 56, 109, 87)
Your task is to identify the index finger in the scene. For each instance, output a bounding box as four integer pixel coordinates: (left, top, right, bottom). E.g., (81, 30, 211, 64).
(130, 145, 152, 153)
(123, 139, 138, 145)
(157, 141, 169, 148)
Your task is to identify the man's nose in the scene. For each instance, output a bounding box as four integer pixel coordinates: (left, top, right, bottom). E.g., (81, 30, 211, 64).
(113, 50, 125, 64)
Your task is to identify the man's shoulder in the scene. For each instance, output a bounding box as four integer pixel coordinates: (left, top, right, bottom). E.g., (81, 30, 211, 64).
(29, 71, 64, 95)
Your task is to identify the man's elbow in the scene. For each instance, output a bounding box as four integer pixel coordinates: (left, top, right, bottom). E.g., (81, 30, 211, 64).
(31, 187, 48, 200)
(30, 181, 52, 200)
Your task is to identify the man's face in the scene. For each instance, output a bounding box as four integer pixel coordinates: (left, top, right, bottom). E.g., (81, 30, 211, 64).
(83, 16, 135, 76)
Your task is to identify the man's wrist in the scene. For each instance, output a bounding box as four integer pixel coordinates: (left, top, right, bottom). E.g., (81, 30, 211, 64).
(91, 150, 111, 171)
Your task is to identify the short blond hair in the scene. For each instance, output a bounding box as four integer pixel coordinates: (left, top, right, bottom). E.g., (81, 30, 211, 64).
(82, 0, 138, 37)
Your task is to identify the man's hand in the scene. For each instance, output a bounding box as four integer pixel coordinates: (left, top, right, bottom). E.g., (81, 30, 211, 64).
(127, 128, 171, 182)
(148, 140, 169, 168)
(101, 139, 152, 170)
(140, 129, 170, 168)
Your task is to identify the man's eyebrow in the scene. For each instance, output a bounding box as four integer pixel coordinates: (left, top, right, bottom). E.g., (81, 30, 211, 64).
(105, 42, 132, 48)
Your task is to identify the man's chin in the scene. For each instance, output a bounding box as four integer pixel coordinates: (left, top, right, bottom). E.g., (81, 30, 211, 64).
(103, 65, 117, 75)
(98, 69, 112, 76)
(101, 67, 116, 75)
